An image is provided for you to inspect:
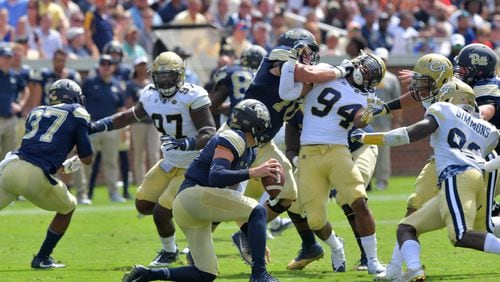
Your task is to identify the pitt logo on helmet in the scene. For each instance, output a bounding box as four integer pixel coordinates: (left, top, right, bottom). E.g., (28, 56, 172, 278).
(469, 53, 488, 66)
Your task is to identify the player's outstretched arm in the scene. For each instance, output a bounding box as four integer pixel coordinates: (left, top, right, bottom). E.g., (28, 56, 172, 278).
(89, 102, 148, 134)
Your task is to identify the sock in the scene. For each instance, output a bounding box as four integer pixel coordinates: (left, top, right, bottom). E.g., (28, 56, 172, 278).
(400, 240, 421, 270)
(149, 267, 171, 280)
(247, 206, 267, 278)
(323, 232, 342, 251)
(36, 229, 64, 258)
(299, 229, 317, 249)
(360, 234, 377, 261)
(269, 217, 281, 230)
(390, 241, 403, 268)
(160, 235, 176, 253)
(484, 233, 500, 254)
(356, 236, 367, 262)
(168, 266, 217, 281)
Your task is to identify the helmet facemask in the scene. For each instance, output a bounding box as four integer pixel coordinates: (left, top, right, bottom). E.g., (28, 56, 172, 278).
(351, 53, 385, 92)
(298, 45, 320, 65)
(152, 70, 184, 98)
(409, 72, 437, 101)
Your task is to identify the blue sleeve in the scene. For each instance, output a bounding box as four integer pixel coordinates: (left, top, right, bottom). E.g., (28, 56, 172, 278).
(209, 158, 250, 187)
(75, 125, 93, 158)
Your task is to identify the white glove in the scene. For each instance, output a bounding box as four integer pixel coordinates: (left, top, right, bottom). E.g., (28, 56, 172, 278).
(62, 155, 81, 174)
(483, 157, 500, 172)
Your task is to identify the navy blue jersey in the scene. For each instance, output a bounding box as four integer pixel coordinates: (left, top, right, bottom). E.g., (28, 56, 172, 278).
(17, 103, 93, 175)
(29, 68, 81, 105)
(213, 64, 255, 115)
(0, 69, 26, 117)
(474, 77, 500, 152)
(180, 129, 256, 190)
(245, 55, 301, 143)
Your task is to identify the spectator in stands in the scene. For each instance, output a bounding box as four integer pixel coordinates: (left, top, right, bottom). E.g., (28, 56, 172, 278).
(224, 21, 252, 58)
(128, 0, 162, 30)
(320, 29, 344, 56)
(125, 56, 160, 185)
(39, 0, 68, 32)
(27, 48, 81, 110)
(208, 0, 231, 37)
(0, 8, 14, 43)
(1, 0, 28, 28)
(16, 0, 39, 40)
(255, 0, 274, 24)
(390, 12, 419, 55)
(413, 0, 437, 29)
(360, 7, 377, 50)
(371, 47, 402, 190)
(251, 21, 272, 52)
(172, 0, 208, 24)
(158, 0, 187, 24)
(473, 23, 494, 49)
(0, 46, 27, 159)
(454, 11, 476, 45)
(372, 12, 393, 51)
(69, 11, 85, 28)
(123, 25, 147, 61)
(138, 7, 155, 54)
(298, 0, 325, 22)
(65, 27, 90, 59)
(345, 34, 368, 58)
(269, 10, 286, 46)
(83, 0, 113, 56)
(10, 42, 31, 85)
(59, 0, 81, 21)
(83, 54, 125, 203)
(227, 0, 252, 32)
(29, 13, 63, 59)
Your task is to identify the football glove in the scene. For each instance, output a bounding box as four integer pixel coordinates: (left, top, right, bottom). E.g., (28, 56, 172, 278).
(350, 128, 367, 143)
(360, 103, 390, 124)
(160, 135, 195, 152)
(62, 155, 81, 174)
(334, 59, 354, 78)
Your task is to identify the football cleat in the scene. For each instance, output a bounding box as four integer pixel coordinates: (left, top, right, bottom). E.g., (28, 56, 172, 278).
(232, 231, 252, 265)
(374, 262, 403, 281)
(402, 266, 425, 282)
(287, 243, 325, 270)
(269, 217, 293, 236)
(331, 237, 346, 272)
(355, 257, 368, 271)
(31, 256, 66, 269)
(122, 265, 152, 282)
(149, 248, 179, 267)
(367, 258, 386, 274)
(249, 271, 280, 282)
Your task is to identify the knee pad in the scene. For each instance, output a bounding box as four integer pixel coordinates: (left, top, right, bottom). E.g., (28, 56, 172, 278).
(288, 210, 307, 224)
(267, 199, 289, 214)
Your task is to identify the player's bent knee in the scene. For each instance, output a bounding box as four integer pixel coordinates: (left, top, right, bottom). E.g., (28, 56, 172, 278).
(307, 215, 325, 231)
(250, 204, 267, 220)
(135, 199, 155, 214)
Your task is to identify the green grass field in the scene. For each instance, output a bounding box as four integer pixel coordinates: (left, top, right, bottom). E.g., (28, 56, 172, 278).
(2, 176, 500, 282)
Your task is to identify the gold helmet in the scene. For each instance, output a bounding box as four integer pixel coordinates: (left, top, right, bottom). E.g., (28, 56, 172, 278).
(351, 51, 386, 92)
(438, 77, 477, 113)
(410, 53, 453, 102)
(151, 51, 185, 98)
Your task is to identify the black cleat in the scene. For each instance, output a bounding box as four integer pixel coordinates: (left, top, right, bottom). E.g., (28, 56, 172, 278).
(149, 248, 179, 267)
(249, 271, 280, 282)
(122, 265, 152, 282)
(31, 256, 66, 269)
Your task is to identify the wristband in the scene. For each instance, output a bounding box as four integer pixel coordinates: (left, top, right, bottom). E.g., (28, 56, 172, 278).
(386, 99, 402, 111)
(181, 136, 196, 151)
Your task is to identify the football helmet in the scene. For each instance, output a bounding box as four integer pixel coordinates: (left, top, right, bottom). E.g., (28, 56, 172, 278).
(277, 28, 319, 65)
(454, 43, 497, 85)
(229, 99, 271, 147)
(103, 40, 124, 64)
(410, 54, 453, 102)
(350, 52, 386, 92)
(240, 45, 267, 70)
(151, 51, 185, 99)
(48, 79, 85, 105)
(438, 77, 477, 113)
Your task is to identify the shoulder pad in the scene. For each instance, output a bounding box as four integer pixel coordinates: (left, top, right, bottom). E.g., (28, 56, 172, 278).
(219, 129, 246, 157)
(269, 48, 291, 62)
(73, 106, 91, 123)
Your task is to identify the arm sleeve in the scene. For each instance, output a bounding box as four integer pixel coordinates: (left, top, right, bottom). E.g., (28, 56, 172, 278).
(279, 61, 303, 101)
(209, 158, 250, 187)
(75, 125, 93, 158)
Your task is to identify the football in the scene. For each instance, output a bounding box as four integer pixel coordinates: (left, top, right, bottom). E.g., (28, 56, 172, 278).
(261, 166, 285, 199)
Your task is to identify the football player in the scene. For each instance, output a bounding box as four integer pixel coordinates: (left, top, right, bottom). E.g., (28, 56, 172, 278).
(122, 99, 279, 282)
(89, 51, 216, 267)
(0, 79, 94, 268)
(361, 53, 455, 281)
(231, 28, 355, 266)
(352, 79, 500, 281)
(210, 44, 267, 118)
(280, 51, 387, 274)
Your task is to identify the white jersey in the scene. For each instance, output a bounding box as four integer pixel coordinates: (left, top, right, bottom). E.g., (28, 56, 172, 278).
(426, 102, 499, 179)
(139, 83, 211, 168)
(301, 78, 368, 146)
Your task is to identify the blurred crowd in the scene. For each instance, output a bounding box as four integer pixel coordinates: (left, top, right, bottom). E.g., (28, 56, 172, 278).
(0, 0, 499, 202)
(0, 0, 497, 61)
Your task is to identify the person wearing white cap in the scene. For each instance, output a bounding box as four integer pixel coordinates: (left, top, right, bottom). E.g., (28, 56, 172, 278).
(65, 27, 90, 59)
(371, 47, 402, 190)
(448, 33, 465, 63)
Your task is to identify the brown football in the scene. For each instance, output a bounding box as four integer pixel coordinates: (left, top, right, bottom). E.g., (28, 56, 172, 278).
(261, 166, 285, 199)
